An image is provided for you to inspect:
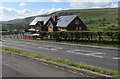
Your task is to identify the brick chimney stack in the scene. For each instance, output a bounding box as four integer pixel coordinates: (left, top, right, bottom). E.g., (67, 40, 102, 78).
(52, 14, 57, 22)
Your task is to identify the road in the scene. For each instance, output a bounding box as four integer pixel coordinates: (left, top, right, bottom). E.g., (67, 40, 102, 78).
(2, 38, 119, 72)
(2, 50, 82, 77)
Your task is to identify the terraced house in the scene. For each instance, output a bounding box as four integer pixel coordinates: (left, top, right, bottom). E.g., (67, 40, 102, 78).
(26, 15, 87, 32)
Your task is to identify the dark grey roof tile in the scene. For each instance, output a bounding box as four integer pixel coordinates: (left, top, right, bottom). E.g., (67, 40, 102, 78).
(56, 15, 77, 27)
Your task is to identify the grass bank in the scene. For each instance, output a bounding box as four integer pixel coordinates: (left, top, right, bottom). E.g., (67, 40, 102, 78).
(1, 47, 119, 78)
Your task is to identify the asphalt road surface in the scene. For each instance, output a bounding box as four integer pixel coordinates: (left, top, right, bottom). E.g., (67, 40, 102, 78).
(2, 50, 82, 77)
(1, 38, 119, 72)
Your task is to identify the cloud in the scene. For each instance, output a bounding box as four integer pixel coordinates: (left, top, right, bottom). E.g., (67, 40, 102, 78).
(0, 0, 118, 21)
(54, 0, 119, 9)
(37, 8, 62, 15)
(0, 0, 119, 2)
(0, 7, 62, 21)
(0, 6, 34, 21)
(19, 2, 26, 7)
(109, 3, 118, 8)
(45, 0, 119, 2)
(69, 2, 119, 9)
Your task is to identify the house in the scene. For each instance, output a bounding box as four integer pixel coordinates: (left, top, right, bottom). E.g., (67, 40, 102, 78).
(26, 16, 54, 32)
(27, 15, 87, 32)
(55, 15, 87, 31)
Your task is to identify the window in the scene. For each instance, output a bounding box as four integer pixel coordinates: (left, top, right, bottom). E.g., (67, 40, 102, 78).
(36, 25, 40, 27)
(75, 20, 79, 24)
(76, 27, 81, 30)
(76, 27, 79, 30)
(31, 26, 34, 29)
(49, 26, 52, 29)
(61, 27, 65, 30)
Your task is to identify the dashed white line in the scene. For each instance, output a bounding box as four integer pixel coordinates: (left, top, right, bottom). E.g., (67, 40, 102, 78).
(86, 52, 106, 55)
(37, 45, 63, 51)
(90, 55, 103, 58)
(38, 47, 42, 48)
(113, 57, 120, 60)
(57, 47, 63, 50)
(45, 45, 50, 47)
(67, 50, 104, 58)
(73, 49, 93, 53)
(50, 49, 57, 50)
(38, 46, 57, 51)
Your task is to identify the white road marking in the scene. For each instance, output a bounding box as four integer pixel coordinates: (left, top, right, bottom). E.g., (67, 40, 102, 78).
(39, 45, 63, 51)
(67, 50, 104, 58)
(57, 47, 63, 50)
(50, 49, 57, 50)
(86, 52, 106, 55)
(71, 52, 103, 58)
(46, 46, 54, 47)
(69, 50, 106, 54)
(70, 52, 86, 55)
(38, 47, 42, 48)
(73, 49, 93, 53)
(25, 43, 31, 45)
(39, 46, 57, 51)
(90, 55, 103, 58)
(113, 57, 120, 60)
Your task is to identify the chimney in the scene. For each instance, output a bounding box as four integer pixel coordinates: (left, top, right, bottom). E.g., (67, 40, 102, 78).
(52, 14, 57, 22)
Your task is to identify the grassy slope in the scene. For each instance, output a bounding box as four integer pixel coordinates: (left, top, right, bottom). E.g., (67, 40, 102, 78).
(59, 8, 118, 31)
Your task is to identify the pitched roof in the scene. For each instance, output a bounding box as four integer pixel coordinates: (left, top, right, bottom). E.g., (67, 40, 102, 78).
(56, 15, 77, 27)
(29, 16, 51, 26)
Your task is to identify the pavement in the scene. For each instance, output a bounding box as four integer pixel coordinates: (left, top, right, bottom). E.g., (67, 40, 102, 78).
(1, 38, 119, 72)
(2, 49, 82, 77)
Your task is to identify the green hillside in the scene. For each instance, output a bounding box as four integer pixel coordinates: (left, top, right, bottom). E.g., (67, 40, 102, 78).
(1, 8, 119, 32)
(58, 8, 119, 31)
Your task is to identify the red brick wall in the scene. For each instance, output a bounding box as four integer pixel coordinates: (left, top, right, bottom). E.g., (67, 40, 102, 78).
(48, 23, 53, 32)
(66, 16, 87, 31)
(42, 18, 54, 31)
(23, 34, 38, 39)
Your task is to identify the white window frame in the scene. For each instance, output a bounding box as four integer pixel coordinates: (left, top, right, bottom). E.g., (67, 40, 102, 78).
(76, 27, 81, 30)
(49, 26, 53, 29)
(75, 20, 79, 24)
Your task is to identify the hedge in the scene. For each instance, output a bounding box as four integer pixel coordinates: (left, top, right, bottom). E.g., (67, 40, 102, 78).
(39, 31, 120, 45)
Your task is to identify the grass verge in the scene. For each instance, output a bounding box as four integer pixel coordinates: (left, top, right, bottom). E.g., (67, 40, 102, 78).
(1, 47, 119, 78)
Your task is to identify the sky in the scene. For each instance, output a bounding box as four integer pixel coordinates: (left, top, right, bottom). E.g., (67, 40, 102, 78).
(0, 0, 119, 21)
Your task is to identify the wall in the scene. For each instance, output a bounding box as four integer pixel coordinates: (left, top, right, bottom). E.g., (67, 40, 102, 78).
(66, 16, 87, 31)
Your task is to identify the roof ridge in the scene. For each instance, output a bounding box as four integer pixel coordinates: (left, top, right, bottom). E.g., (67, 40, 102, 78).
(59, 15, 77, 17)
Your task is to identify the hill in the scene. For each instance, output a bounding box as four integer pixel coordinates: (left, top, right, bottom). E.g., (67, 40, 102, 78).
(1, 8, 119, 32)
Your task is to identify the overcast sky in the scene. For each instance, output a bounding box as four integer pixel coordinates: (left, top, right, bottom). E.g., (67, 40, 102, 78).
(0, 0, 119, 21)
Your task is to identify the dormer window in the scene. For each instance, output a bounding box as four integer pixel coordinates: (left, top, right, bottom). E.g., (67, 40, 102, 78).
(75, 20, 79, 24)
